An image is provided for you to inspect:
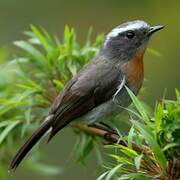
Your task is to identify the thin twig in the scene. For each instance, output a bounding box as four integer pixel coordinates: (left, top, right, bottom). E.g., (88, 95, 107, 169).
(72, 123, 151, 155)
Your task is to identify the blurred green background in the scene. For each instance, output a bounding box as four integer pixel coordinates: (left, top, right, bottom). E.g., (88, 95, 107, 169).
(0, 0, 179, 179)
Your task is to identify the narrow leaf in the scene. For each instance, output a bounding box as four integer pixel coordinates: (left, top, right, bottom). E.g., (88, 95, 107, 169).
(126, 86, 150, 125)
(134, 154, 143, 170)
(0, 120, 20, 144)
(105, 164, 122, 180)
(96, 171, 109, 180)
(133, 121, 167, 172)
(14, 41, 46, 63)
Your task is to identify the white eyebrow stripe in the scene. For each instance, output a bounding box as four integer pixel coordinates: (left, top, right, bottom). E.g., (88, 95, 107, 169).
(107, 23, 144, 38)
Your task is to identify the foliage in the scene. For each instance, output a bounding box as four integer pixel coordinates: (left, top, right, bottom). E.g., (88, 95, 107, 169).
(0, 25, 179, 180)
(99, 87, 180, 179)
(0, 26, 103, 178)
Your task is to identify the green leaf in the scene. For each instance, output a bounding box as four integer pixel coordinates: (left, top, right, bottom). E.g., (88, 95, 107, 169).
(163, 143, 180, 151)
(175, 89, 180, 102)
(63, 25, 75, 52)
(134, 154, 143, 170)
(128, 125, 134, 149)
(0, 121, 12, 128)
(14, 40, 46, 63)
(154, 103, 163, 133)
(67, 60, 77, 76)
(85, 27, 93, 46)
(96, 171, 109, 180)
(30, 25, 54, 54)
(75, 133, 94, 163)
(118, 145, 137, 158)
(16, 84, 35, 91)
(118, 173, 150, 180)
(126, 86, 150, 125)
(133, 121, 167, 172)
(110, 154, 133, 165)
(52, 79, 65, 90)
(26, 79, 44, 92)
(105, 164, 123, 180)
(0, 120, 20, 144)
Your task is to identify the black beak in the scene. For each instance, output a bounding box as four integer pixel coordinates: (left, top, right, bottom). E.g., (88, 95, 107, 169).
(148, 25, 164, 36)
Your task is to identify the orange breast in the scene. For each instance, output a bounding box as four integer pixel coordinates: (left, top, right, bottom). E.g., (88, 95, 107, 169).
(122, 50, 145, 92)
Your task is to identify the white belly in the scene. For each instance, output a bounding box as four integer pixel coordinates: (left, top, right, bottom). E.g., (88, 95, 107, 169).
(80, 99, 121, 124)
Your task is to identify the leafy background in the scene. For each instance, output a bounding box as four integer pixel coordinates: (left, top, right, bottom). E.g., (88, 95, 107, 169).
(0, 0, 180, 180)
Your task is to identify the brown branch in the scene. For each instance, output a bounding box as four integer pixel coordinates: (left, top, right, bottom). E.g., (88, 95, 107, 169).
(72, 123, 151, 155)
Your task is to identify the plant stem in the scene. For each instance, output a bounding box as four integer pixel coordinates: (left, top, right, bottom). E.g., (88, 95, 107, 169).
(72, 123, 151, 155)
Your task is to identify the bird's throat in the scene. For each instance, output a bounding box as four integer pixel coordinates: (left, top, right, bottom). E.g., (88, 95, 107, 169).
(122, 49, 145, 93)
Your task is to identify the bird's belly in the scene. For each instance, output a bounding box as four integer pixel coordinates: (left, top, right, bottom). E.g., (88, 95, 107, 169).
(80, 99, 119, 124)
(79, 87, 131, 124)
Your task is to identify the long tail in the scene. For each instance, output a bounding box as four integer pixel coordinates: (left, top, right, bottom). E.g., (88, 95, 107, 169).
(9, 115, 53, 171)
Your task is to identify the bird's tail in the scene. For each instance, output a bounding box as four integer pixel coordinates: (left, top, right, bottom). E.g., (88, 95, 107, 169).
(9, 115, 53, 171)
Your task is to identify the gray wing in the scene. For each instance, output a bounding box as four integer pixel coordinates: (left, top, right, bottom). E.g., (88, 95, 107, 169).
(48, 57, 124, 140)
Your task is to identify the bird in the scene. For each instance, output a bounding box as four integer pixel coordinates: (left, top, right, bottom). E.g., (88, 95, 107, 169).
(10, 20, 164, 170)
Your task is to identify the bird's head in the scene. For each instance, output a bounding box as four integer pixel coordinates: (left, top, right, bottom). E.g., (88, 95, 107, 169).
(102, 20, 164, 61)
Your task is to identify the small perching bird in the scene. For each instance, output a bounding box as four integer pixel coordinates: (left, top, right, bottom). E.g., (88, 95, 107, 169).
(10, 20, 164, 170)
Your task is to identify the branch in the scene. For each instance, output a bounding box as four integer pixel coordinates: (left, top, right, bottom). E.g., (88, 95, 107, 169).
(72, 123, 151, 155)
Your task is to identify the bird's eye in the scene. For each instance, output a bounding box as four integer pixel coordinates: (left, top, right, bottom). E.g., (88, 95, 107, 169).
(126, 31, 135, 39)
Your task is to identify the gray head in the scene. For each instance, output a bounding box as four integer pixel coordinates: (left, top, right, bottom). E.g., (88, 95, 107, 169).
(102, 20, 164, 60)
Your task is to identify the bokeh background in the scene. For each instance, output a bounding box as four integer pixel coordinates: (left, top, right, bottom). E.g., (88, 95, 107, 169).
(0, 0, 179, 179)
